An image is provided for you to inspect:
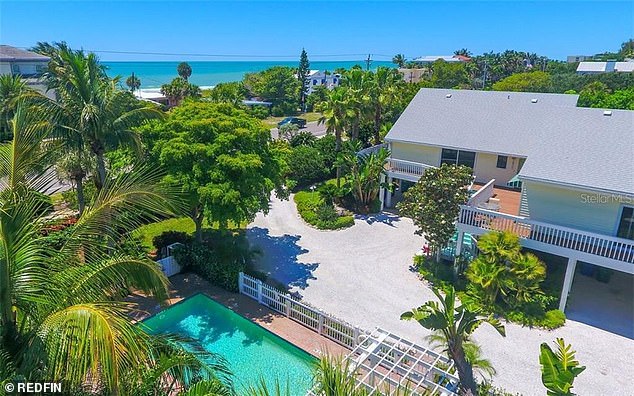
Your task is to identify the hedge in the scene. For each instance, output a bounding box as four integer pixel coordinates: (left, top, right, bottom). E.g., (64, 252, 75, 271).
(294, 191, 354, 230)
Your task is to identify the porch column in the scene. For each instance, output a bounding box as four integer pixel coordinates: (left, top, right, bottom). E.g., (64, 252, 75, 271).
(455, 230, 465, 257)
(559, 257, 577, 312)
(379, 174, 386, 211)
(385, 176, 393, 208)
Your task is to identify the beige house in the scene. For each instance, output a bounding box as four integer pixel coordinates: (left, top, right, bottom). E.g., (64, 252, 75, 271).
(382, 88, 634, 313)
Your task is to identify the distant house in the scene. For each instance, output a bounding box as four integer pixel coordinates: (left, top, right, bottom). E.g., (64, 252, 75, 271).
(576, 60, 634, 74)
(398, 68, 427, 83)
(382, 88, 634, 313)
(304, 70, 341, 94)
(0, 44, 53, 98)
(567, 55, 593, 63)
(411, 55, 471, 64)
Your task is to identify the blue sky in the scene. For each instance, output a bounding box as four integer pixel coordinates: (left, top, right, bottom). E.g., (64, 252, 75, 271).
(1, 1, 632, 61)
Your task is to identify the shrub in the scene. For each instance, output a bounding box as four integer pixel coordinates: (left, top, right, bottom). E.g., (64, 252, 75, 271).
(313, 134, 337, 173)
(289, 131, 317, 147)
(152, 230, 193, 257)
(287, 146, 328, 187)
(294, 191, 354, 230)
(542, 309, 566, 329)
(247, 105, 269, 119)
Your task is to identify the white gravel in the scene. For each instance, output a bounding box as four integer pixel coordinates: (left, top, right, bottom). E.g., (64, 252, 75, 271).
(247, 195, 634, 395)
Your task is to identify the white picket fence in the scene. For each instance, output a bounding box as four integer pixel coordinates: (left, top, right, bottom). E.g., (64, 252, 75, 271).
(238, 272, 363, 349)
(155, 243, 184, 277)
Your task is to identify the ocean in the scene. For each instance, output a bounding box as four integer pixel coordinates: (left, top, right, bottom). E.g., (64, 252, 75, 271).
(103, 60, 393, 89)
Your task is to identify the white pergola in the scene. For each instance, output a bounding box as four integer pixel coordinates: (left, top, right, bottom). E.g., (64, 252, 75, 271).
(345, 328, 460, 395)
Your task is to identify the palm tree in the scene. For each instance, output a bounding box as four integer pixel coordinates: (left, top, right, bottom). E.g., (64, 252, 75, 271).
(177, 62, 193, 81)
(368, 67, 402, 144)
(340, 69, 370, 141)
(126, 73, 141, 93)
(43, 45, 162, 192)
(392, 54, 406, 68)
(0, 102, 231, 393)
(401, 286, 505, 395)
(318, 88, 353, 187)
(0, 75, 31, 140)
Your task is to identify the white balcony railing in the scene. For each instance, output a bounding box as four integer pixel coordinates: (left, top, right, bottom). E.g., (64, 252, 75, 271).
(467, 178, 495, 207)
(458, 206, 634, 264)
(386, 158, 434, 178)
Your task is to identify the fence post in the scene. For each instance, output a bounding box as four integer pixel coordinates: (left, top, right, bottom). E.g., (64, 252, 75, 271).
(318, 314, 324, 335)
(238, 272, 244, 294)
(256, 279, 263, 304)
(353, 327, 360, 347)
(285, 297, 291, 317)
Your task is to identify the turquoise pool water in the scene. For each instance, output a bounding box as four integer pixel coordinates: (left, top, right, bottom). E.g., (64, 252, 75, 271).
(143, 293, 315, 394)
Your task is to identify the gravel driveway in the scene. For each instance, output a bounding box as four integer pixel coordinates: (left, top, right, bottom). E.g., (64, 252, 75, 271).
(247, 195, 634, 395)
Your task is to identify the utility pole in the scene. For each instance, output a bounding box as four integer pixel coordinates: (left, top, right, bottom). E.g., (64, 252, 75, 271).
(365, 54, 372, 71)
(481, 62, 488, 90)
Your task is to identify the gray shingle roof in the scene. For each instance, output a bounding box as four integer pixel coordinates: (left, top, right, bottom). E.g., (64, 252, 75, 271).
(385, 88, 634, 196)
(0, 45, 50, 61)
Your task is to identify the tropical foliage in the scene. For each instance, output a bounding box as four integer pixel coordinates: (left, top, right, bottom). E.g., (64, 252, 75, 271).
(539, 338, 586, 396)
(161, 77, 201, 107)
(397, 164, 473, 257)
(401, 286, 505, 395)
(140, 101, 287, 241)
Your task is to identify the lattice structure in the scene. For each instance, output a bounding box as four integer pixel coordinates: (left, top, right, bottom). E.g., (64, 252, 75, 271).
(345, 328, 460, 395)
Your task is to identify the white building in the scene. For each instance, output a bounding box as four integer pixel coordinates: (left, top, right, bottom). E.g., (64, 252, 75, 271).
(411, 55, 471, 64)
(304, 70, 341, 94)
(0, 44, 52, 98)
(576, 60, 634, 74)
(382, 88, 633, 318)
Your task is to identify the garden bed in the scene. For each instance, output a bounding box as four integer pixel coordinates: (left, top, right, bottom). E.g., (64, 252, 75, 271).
(294, 191, 354, 230)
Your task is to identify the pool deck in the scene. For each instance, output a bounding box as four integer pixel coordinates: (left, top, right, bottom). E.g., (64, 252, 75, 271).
(128, 273, 349, 359)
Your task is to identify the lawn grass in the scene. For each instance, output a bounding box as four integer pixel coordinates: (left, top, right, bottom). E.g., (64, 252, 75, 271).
(262, 111, 322, 127)
(134, 217, 246, 251)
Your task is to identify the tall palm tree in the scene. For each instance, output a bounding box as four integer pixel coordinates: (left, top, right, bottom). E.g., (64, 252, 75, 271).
(392, 54, 406, 68)
(368, 67, 402, 145)
(401, 286, 505, 395)
(0, 102, 230, 394)
(0, 75, 31, 140)
(340, 69, 370, 141)
(42, 45, 162, 194)
(318, 88, 353, 187)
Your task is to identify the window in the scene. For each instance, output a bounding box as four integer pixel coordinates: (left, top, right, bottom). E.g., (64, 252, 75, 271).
(441, 148, 475, 168)
(617, 206, 634, 240)
(497, 155, 508, 169)
(11, 64, 20, 74)
(312, 79, 317, 85)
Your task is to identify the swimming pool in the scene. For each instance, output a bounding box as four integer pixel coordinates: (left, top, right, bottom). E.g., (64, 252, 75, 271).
(143, 293, 315, 394)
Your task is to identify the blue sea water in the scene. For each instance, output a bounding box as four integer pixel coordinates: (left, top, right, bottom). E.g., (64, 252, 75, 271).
(142, 293, 316, 394)
(104, 60, 393, 88)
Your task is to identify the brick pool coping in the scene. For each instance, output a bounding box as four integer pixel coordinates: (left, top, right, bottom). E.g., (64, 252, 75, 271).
(127, 272, 349, 359)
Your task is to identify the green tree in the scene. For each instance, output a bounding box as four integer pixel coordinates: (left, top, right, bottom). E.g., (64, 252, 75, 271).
(367, 67, 403, 144)
(392, 53, 406, 68)
(298, 48, 310, 112)
(397, 164, 473, 258)
(340, 68, 371, 140)
(593, 87, 634, 110)
(177, 61, 193, 81)
(207, 81, 248, 105)
(454, 48, 472, 57)
(318, 88, 353, 187)
(492, 71, 553, 92)
(126, 73, 141, 93)
(0, 75, 30, 141)
(401, 286, 505, 395)
(306, 84, 329, 111)
(0, 102, 234, 393)
(539, 338, 586, 396)
(430, 59, 470, 88)
(141, 101, 287, 241)
(619, 39, 634, 58)
(161, 76, 202, 107)
(243, 66, 300, 114)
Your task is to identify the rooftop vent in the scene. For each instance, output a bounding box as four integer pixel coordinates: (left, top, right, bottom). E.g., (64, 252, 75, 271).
(446, 94, 452, 98)
(531, 98, 538, 103)
(603, 110, 612, 116)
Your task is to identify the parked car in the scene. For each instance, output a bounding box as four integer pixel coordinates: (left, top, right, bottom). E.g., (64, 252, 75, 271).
(277, 117, 307, 128)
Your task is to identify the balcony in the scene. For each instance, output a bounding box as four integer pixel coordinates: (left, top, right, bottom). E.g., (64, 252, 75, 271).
(457, 206, 634, 273)
(385, 158, 435, 182)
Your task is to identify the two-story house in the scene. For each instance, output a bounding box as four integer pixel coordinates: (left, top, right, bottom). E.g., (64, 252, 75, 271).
(382, 88, 634, 314)
(305, 70, 341, 94)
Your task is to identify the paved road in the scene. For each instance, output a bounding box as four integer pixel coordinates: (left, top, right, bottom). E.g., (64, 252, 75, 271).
(270, 121, 327, 140)
(247, 195, 634, 396)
